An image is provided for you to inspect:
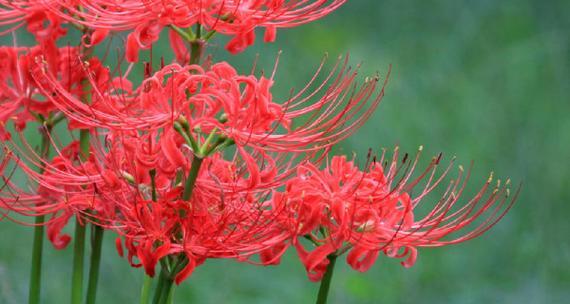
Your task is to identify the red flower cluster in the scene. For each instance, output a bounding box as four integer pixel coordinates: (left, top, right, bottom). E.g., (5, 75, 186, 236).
(0, 33, 388, 283)
(2, 1, 346, 57)
(0, 2, 517, 303)
(267, 150, 517, 281)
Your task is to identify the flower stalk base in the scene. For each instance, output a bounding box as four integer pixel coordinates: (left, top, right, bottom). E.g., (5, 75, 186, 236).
(316, 255, 338, 304)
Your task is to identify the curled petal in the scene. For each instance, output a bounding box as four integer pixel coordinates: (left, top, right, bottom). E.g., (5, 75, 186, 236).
(160, 130, 188, 169)
(400, 247, 418, 268)
(259, 242, 289, 265)
(115, 237, 124, 257)
(226, 31, 255, 54)
(346, 246, 379, 272)
(174, 257, 202, 285)
(83, 29, 109, 47)
(126, 33, 140, 63)
(47, 212, 72, 250)
(295, 241, 335, 282)
(264, 25, 277, 43)
(169, 29, 189, 64)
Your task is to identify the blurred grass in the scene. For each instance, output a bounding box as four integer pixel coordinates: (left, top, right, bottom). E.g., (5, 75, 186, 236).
(1, 0, 569, 303)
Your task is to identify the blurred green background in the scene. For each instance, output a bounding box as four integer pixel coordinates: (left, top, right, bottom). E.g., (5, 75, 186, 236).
(1, 0, 569, 303)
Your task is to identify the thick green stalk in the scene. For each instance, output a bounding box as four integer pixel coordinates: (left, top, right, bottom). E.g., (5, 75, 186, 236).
(189, 40, 203, 65)
(71, 122, 90, 304)
(140, 275, 153, 304)
(153, 29, 208, 304)
(315, 255, 338, 304)
(28, 215, 45, 304)
(182, 157, 204, 201)
(71, 219, 86, 304)
(79, 130, 90, 161)
(153, 155, 205, 304)
(158, 277, 174, 304)
(141, 170, 158, 304)
(85, 225, 104, 304)
(28, 126, 51, 304)
(166, 286, 174, 304)
(72, 35, 94, 304)
(152, 270, 168, 304)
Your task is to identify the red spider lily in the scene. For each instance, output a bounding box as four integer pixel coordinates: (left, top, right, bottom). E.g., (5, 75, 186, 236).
(0, 43, 106, 140)
(98, 124, 297, 194)
(81, 128, 292, 283)
(34, 0, 345, 54)
(0, 41, 109, 228)
(0, 1, 521, 304)
(0, 1, 68, 41)
(0, 42, 113, 252)
(0, 1, 39, 34)
(32, 56, 388, 155)
(1, 116, 292, 279)
(265, 148, 519, 281)
(96, 126, 288, 212)
(0, 45, 48, 140)
(0, 134, 125, 247)
(114, 186, 289, 284)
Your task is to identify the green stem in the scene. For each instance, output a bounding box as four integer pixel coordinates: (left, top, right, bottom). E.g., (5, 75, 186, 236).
(156, 155, 204, 304)
(71, 219, 86, 304)
(182, 157, 204, 201)
(173, 122, 200, 153)
(166, 285, 174, 304)
(189, 40, 203, 65)
(158, 276, 174, 304)
(203, 30, 216, 41)
(169, 25, 194, 41)
(195, 24, 202, 39)
(152, 269, 167, 304)
(315, 255, 338, 304)
(140, 275, 153, 304)
(73, 108, 89, 304)
(28, 215, 45, 304)
(85, 225, 104, 304)
(79, 129, 90, 161)
(149, 169, 158, 202)
(200, 128, 220, 156)
(69, 28, 92, 304)
(28, 125, 51, 304)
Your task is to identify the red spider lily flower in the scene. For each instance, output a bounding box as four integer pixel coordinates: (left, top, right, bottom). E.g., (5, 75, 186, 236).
(0, 44, 113, 250)
(125, 21, 162, 63)
(0, 46, 110, 246)
(2, 115, 283, 242)
(267, 148, 519, 281)
(37, 0, 345, 55)
(96, 126, 288, 195)
(114, 186, 288, 284)
(32, 56, 388, 156)
(0, 135, 123, 248)
(1, 111, 290, 278)
(0, 43, 101, 140)
(61, 128, 291, 283)
(0, 1, 38, 34)
(0, 1, 67, 41)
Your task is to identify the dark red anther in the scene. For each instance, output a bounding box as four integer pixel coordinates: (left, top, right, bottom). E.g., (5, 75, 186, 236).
(435, 152, 443, 165)
(144, 62, 151, 79)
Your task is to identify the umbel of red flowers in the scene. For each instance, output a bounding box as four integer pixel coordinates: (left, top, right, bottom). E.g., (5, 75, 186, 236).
(0, 1, 518, 304)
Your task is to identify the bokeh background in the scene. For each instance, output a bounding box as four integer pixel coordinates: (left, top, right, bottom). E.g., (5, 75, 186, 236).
(1, 0, 569, 303)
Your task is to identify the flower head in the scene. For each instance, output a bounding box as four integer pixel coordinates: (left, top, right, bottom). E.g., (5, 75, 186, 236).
(34, 0, 345, 54)
(33, 56, 387, 155)
(267, 148, 518, 281)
